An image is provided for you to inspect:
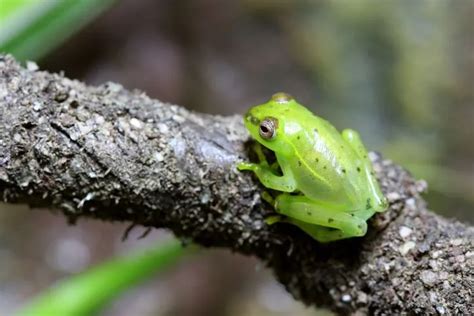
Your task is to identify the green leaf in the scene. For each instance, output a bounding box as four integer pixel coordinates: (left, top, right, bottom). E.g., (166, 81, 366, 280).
(0, 0, 116, 61)
(17, 239, 193, 316)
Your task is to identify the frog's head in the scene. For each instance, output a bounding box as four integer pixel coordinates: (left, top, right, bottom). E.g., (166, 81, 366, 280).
(243, 92, 298, 154)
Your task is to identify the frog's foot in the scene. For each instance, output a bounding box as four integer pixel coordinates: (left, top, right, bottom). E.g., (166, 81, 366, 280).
(275, 194, 368, 239)
(238, 142, 268, 171)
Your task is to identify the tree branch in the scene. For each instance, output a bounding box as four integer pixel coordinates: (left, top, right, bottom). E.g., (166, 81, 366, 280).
(0, 55, 472, 315)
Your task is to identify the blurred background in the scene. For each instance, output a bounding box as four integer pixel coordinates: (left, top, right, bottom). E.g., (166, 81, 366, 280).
(0, 0, 472, 315)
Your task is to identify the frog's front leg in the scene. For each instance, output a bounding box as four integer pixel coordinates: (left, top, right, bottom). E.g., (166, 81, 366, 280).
(238, 143, 296, 192)
(250, 143, 281, 173)
(252, 142, 270, 168)
(275, 194, 367, 238)
(237, 161, 296, 192)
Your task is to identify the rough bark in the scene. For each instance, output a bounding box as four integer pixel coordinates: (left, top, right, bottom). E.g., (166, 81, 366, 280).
(0, 55, 472, 315)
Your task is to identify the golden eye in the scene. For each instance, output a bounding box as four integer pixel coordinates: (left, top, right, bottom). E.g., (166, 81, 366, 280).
(259, 118, 277, 139)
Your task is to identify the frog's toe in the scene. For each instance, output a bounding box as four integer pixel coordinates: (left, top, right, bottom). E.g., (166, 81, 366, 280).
(265, 215, 283, 225)
(353, 221, 367, 236)
(237, 162, 257, 171)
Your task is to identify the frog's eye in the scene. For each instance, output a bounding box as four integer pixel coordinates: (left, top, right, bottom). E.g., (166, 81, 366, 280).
(259, 118, 277, 140)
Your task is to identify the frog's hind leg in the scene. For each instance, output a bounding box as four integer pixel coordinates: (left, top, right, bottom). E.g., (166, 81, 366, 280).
(341, 129, 368, 160)
(290, 220, 350, 243)
(341, 129, 388, 212)
(350, 209, 375, 222)
(264, 213, 347, 242)
(275, 194, 367, 239)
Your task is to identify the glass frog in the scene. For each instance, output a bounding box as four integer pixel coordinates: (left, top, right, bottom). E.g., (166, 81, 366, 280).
(238, 93, 388, 242)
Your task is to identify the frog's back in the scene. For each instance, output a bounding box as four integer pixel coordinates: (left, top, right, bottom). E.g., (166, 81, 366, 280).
(283, 113, 370, 209)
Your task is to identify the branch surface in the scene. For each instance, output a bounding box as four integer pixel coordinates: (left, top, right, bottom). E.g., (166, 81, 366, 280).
(0, 55, 472, 315)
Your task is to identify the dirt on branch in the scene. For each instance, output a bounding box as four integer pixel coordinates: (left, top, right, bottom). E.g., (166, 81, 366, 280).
(0, 55, 472, 315)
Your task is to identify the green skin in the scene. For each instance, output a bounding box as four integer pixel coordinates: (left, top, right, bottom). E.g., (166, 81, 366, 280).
(238, 93, 388, 242)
